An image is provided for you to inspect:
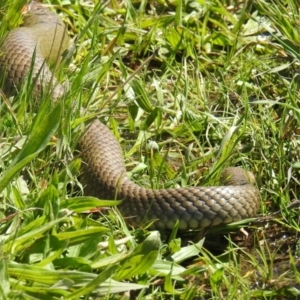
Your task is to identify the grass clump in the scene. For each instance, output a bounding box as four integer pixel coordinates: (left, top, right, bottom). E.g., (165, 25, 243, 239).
(0, 0, 300, 299)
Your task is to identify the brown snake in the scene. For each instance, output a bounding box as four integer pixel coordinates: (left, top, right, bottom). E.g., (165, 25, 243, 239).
(0, 1, 260, 230)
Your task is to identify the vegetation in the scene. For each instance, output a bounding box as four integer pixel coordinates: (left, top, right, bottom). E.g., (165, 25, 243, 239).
(0, 0, 300, 298)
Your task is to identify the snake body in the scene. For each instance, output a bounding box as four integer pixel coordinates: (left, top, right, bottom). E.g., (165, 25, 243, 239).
(0, 1, 260, 230)
(0, 1, 68, 100)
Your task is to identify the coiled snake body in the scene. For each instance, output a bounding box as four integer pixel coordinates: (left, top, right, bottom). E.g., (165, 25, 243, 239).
(0, 1, 260, 230)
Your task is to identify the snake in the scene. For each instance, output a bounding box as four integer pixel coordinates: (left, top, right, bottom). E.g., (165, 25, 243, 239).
(0, 1, 260, 231)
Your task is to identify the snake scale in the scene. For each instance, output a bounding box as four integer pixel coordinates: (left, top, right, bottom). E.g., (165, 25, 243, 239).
(0, 1, 260, 231)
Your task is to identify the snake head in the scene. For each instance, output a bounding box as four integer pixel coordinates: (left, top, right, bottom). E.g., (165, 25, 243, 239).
(221, 167, 256, 186)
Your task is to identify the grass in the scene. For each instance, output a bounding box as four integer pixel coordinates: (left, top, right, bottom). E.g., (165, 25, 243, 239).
(0, 0, 300, 298)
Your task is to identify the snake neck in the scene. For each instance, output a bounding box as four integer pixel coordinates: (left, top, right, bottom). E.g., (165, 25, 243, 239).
(21, 1, 69, 66)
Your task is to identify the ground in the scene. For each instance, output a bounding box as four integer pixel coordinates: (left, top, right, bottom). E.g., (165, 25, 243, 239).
(0, 0, 300, 299)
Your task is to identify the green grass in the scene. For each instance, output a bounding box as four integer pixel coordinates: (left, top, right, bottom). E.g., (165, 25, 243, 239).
(1, 0, 300, 298)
